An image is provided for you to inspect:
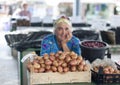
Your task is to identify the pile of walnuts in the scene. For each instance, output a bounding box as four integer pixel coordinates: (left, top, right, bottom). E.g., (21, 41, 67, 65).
(27, 51, 90, 73)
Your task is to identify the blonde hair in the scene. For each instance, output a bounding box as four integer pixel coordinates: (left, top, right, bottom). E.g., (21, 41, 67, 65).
(54, 16, 72, 34)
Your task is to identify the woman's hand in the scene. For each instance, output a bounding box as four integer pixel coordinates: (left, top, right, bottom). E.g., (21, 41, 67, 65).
(61, 32, 72, 45)
(60, 32, 72, 52)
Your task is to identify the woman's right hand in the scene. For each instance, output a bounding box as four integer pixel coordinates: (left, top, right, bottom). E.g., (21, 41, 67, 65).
(61, 31, 72, 45)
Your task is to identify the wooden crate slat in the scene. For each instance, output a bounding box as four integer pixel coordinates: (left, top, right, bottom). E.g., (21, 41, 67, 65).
(29, 71, 91, 84)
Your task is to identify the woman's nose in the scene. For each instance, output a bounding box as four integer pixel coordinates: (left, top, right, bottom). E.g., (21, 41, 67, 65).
(62, 29, 66, 35)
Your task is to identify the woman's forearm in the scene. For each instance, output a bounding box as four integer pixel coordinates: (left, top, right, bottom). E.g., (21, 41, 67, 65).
(62, 43, 70, 52)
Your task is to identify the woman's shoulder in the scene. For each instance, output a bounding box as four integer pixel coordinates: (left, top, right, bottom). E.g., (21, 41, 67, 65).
(71, 35, 80, 42)
(43, 34, 54, 40)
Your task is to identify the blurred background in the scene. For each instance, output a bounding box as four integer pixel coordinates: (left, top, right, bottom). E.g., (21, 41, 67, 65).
(0, 0, 120, 31)
(0, 0, 120, 85)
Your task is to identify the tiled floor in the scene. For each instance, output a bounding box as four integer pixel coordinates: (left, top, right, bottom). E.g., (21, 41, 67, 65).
(0, 31, 120, 85)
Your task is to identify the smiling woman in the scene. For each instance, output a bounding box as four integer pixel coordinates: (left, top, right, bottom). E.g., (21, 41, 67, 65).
(40, 16, 81, 56)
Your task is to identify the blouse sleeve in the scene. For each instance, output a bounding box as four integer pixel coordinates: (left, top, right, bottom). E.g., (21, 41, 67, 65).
(40, 37, 51, 56)
(71, 38, 81, 55)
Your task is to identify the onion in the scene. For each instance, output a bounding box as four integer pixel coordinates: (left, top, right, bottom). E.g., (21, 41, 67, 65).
(46, 70, 53, 73)
(58, 66, 63, 73)
(37, 56, 42, 60)
(109, 67, 114, 74)
(80, 60, 86, 65)
(39, 59, 44, 64)
(77, 56, 83, 62)
(78, 64, 84, 71)
(57, 51, 63, 55)
(49, 55, 55, 61)
(34, 68, 39, 73)
(45, 65, 51, 70)
(71, 66, 77, 72)
(45, 59, 52, 65)
(55, 53, 59, 57)
(83, 65, 89, 71)
(33, 60, 39, 63)
(71, 54, 77, 59)
(40, 63, 45, 68)
(63, 67, 69, 72)
(70, 51, 76, 56)
(58, 60, 64, 66)
(62, 62, 67, 67)
(53, 61, 59, 67)
(43, 53, 49, 60)
(50, 52, 55, 56)
(39, 67, 45, 73)
(114, 70, 120, 74)
(51, 66, 57, 72)
(33, 62, 40, 69)
(59, 53, 66, 60)
(69, 60, 77, 66)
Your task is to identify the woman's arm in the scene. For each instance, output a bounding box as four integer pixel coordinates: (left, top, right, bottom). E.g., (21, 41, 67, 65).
(40, 35, 58, 56)
(61, 32, 72, 52)
(71, 38, 81, 55)
(40, 38, 50, 56)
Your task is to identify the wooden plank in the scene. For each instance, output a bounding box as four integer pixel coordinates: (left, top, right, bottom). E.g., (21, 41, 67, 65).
(29, 71, 91, 84)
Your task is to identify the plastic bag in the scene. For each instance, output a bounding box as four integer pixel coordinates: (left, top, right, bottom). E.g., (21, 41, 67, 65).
(5, 31, 52, 51)
(5, 34, 27, 47)
(91, 57, 117, 70)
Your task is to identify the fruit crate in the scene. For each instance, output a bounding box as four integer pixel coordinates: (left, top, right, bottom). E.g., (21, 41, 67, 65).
(26, 51, 91, 85)
(91, 70, 120, 84)
(27, 71, 91, 85)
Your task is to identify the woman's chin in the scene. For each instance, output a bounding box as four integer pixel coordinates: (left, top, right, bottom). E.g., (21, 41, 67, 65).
(59, 38, 65, 41)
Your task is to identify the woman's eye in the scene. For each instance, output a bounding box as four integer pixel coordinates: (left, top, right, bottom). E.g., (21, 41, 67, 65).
(57, 27, 62, 30)
(65, 27, 69, 31)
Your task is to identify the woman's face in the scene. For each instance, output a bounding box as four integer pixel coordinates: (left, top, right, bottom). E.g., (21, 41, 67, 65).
(55, 22, 72, 41)
(23, 4, 28, 10)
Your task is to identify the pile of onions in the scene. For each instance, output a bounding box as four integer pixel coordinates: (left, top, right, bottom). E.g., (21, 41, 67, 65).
(93, 66, 120, 74)
(27, 51, 90, 73)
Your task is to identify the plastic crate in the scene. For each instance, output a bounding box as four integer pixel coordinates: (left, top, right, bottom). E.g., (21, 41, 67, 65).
(91, 70, 120, 84)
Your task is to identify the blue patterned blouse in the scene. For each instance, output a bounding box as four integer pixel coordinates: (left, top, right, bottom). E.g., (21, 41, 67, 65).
(40, 34, 81, 56)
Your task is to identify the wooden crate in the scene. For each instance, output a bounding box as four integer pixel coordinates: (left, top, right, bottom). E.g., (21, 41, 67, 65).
(27, 71, 91, 85)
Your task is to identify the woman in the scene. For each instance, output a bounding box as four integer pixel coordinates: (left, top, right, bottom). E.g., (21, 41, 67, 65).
(40, 16, 81, 56)
(19, 2, 31, 20)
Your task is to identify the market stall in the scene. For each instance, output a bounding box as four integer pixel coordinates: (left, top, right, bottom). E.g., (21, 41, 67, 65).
(4, 26, 120, 85)
(23, 51, 120, 85)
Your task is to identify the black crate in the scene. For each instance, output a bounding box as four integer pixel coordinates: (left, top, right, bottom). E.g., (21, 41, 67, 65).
(91, 70, 120, 84)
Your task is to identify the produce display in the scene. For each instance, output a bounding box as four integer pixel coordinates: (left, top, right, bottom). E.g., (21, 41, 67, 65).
(93, 65, 120, 74)
(27, 51, 90, 73)
(92, 65, 120, 83)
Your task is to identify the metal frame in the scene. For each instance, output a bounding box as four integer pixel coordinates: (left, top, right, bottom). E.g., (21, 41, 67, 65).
(18, 48, 40, 85)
